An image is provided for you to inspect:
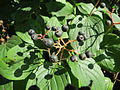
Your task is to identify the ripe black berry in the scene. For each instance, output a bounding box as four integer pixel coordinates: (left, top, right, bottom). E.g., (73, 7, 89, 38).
(70, 55, 78, 62)
(78, 31, 87, 40)
(62, 25, 69, 32)
(46, 26, 50, 30)
(31, 34, 38, 40)
(100, 2, 106, 8)
(106, 20, 111, 26)
(52, 26, 57, 31)
(77, 35, 85, 42)
(55, 30, 63, 37)
(28, 29, 36, 35)
(43, 38, 54, 48)
(79, 53, 86, 60)
(49, 54, 58, 62)
(85, 51, 93, 58)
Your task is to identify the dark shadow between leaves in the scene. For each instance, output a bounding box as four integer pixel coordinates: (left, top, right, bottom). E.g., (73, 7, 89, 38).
(28, 85, 40, 90)
(44, 74, 53, 80)
(19, 43, 25, 47)
(43, 61, 53, 69)
(0, 75, 12, 85)
(95, 54, 108, 62)
(69, 24, 76, 29)
(79, 86, 91, 90)
(14, 69, 23, 77)
(54, 68, 66, 75)
(46, 2, 65, 12)
(65, 84, 78, 90)
(79, 80, 92, 90)
(17, 52, 23, 56)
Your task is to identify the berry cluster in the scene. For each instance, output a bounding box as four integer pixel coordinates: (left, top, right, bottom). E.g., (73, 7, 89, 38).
(79, 51, 93, 60)
(28, 25, 92, 63)
(0, 20, 10, 44)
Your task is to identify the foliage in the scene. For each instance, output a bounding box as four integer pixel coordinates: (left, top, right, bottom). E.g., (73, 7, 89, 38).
(0, 0, 120, 90)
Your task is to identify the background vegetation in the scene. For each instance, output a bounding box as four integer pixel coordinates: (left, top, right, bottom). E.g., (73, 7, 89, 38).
(0, 0, 120, 90)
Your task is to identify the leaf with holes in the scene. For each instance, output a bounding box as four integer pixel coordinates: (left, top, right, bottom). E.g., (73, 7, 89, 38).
(67, 58, 105, 90)
(0, 44, 44, 80)
(0, 35, 22, 59)
(26, 63, 71, 90)
(69, 15, 104, 55)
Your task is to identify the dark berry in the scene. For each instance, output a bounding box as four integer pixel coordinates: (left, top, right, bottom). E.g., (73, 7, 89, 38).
(52, 26, 57, 31)
(85, 51, 93, 58)
(31, 34, 38, 40)
(62, 25, 69, 32)
(79, 53, 86, 60)
(106, 20, 111, 26)
(49, 54, 58, 62)
(55, 30, 63, 37)
(28, 29, 36, 35)
(100, 2, 106, 8)
(70, 55, 78, 62)
(113, 29, 120, 36)
(56, 27, 61, 31)
(43, 38, 54, 48)
(46, 26, 50, 30)
(77, 35, 85, 42)
(78, 31, 87, 40)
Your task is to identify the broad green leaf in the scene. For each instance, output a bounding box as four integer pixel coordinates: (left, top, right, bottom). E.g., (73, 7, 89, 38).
(95, 51, 116, 72)
(0, 35, 22, 59)
(104, 77, 113, 90)
(69, 15, 104, 55)
(46, 2, 73, 17)
(100, 34, 120, 48)
(26, 63, 71, 90)
(111, 13, 120, 29)
(67, 58, 105, 90)
(0, 44, 44, 80)
(76, 3, 95, 15)
(96, 34, 120, 72)
(16, 32, 33, 44)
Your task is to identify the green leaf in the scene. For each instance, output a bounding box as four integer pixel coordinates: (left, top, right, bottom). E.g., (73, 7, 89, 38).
(0, 44, 44, 80)
(100, 34, 120, 48)
(104, 77, 113, 90)
(26, 63, 71, 90)
(111, 13, 120, 29)
(77, 3, 95, 14)
(69, 15, 104, 55)
(0, 82, 13, 90)
(46, 2, 73, 17)
(0, 35, 22, 59)
(67, 58, 105, 90)
(96, 34, 120, 72)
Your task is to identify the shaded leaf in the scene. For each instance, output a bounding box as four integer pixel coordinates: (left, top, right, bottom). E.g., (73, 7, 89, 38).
(67, 58, 105, 90)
